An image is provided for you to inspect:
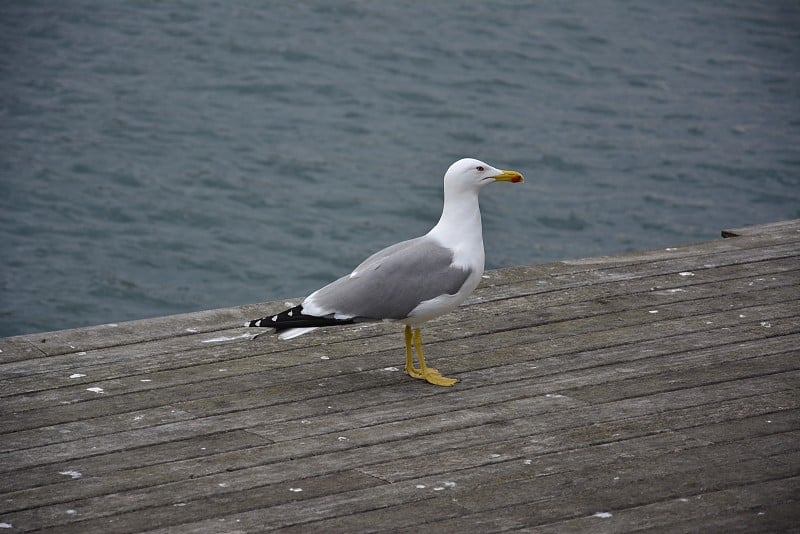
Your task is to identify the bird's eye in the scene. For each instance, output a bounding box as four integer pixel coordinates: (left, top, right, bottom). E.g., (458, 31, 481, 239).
(476, 166, 485, 171)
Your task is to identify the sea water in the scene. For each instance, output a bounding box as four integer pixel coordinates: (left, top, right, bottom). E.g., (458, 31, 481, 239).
(1, 1, 798, 336)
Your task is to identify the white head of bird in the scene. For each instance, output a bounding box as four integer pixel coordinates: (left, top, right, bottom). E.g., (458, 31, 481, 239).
(443, 158, 524, 197)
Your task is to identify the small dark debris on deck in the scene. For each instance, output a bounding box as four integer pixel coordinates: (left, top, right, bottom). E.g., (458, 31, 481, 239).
(1, 220, 798, 533)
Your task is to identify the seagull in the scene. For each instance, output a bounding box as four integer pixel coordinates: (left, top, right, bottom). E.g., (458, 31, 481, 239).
(248, 158, 524, 386)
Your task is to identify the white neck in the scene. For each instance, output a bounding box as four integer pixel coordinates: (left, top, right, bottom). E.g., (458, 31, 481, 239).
(426, 187, 485, 271)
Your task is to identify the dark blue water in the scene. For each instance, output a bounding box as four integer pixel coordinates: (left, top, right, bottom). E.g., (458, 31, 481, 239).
(2, 1, 799, 337)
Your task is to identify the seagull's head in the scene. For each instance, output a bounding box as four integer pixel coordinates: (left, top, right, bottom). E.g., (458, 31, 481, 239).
(444, 158, 524, 194)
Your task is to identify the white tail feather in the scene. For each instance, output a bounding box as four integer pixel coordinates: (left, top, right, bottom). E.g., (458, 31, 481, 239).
(278, 327, 318, 340)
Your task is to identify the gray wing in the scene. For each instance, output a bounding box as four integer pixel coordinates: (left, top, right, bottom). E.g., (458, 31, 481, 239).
(306, 236, 471, 320)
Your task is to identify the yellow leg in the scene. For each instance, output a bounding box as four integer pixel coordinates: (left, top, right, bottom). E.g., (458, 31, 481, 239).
(404, 325, 423, 379)
(403, 326, 458, 387)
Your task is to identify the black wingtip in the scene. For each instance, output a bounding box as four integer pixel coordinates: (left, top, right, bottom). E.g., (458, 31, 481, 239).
(247, 304, 356, 332)
(247, 317, 275, 328)
(247, 305, 303, 329)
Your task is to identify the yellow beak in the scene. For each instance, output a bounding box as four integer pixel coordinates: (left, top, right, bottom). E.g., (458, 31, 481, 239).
(492, 169, 524, 183)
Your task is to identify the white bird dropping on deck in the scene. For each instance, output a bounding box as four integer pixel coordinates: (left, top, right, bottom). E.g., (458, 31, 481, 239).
(248, 158, 524, 386)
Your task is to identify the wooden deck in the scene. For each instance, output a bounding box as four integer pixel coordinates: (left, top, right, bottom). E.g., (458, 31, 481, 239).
(1, 220, 798, 533)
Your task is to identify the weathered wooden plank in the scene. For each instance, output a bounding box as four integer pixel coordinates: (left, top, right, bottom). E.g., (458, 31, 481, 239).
(0, 221, 798, 533)
(404, 475, 800, 534)
(0, 337, 46, 363)
(1, 376, 785, 528)
(2, 251, 795, 390)
(0, 346, 792, 524)
(564, 351, 800, 404)
(722, 218, 800, 238)
(2, 311, 794, 472)
(356, 382, 800, 484)
(0, 430, 270, 495)
(2, 378, 794, 519)
(10, 469, 386, 533)
(635, 499, 800, 534)
(529, 477, 799, 534)
(0, 303, 269, 359)
(286, 477, 800, 534)
(5, 385, 794, 522)
(1, 253, 794, 406)
(3, 406, 796, 532)
(1, 306, 795, 460)
(119, 448, 800, 533)
(2, 266, 795, 426)
(531, 235, 800, 284)
(372, 450, 800, 534)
